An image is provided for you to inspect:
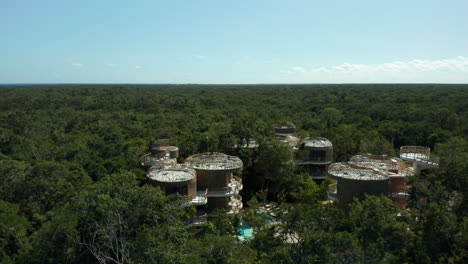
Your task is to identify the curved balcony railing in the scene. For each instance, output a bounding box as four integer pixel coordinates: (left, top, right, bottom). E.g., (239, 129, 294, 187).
(400, 146, 430, 157)
(206, 186, 239, 197)
(141, 153, 177, 167)
(185, 211, 208, 227)
(205, 177, 243, 197)
(311, 171, 328, 179)
(231, 176, 243, 191)
(229, 195, 242, 207)
(228, 195, 243, 214)
(295, 149, 332, 165)
(189, 189, 208, 205)
(327, 184, 337, 201)
(389, 186, 410, 199)
(141, 153, 161, 166)
(390, 192, 410, 199)
(295, 159, 332, 165)
(178, 189, 208, 207)
(400, 146, 439, 167)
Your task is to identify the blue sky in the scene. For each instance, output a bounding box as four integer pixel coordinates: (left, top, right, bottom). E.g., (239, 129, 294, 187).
(1, 0, 468, 83)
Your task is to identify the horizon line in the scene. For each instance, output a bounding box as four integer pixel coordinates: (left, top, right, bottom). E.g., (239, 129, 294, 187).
(1, 82, 468, 86)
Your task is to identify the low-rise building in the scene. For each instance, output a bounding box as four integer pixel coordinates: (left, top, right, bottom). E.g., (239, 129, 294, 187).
(327, 146, 439, 209)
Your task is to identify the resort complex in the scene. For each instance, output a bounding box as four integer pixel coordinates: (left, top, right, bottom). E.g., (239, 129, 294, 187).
(142, 140, 243, 226)
(141, 127, 440, 228)
(3, 84, 464, 263)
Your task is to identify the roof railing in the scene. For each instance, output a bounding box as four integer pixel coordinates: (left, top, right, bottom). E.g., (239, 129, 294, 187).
(400, 146, 439, 166)
(185, 212, 208, 227)
(207, 186, 239, 197)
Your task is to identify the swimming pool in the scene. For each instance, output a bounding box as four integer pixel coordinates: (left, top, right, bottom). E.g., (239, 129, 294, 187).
(238, 220, 253, 240)
(238, 213, 278, 240)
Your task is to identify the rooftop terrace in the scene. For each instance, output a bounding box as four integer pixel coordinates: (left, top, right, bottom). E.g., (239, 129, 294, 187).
(349, 154, 413, 177)
(301, 137, 333, 148)
(184, 152, 243, 171)
(328, 162, 388, 181)
(147, 166, 196, 183)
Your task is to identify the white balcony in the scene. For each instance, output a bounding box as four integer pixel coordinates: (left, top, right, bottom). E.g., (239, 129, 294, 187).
(390, 192, 410, 199)
(230, 176, 243, 191)
(205, 176, 243, 197)
(390, 186, 410, 199)
(185, 211, 208, 227)
(205, 187, 239, 197)
(190, 189, 208, 205)
(328, 184, 337, 201)
(180, 189, 208, 207)
(228, 195, 243, 214)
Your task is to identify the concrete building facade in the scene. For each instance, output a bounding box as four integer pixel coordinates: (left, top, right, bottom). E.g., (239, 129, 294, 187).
(184, 152, 243, 214)
(327, 146, 439, 209)
(295, 137, 333, 180)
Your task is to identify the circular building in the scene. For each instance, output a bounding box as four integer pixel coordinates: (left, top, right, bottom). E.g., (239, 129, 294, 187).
(141, 139, 179, 167)
(151, 144, 179, 159)
(328, 162, 389, 209)
(147, 165, 197, 195)
(275, 121, 297, 134)
(274, 121, 300, 148)
(185, 152, 243, 213)
(349, 154, 413, 209)
(295, 137, 333, 180)
(147, 165, 209, 207)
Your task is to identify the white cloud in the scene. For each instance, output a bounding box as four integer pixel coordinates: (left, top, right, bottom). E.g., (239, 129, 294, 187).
(106, 63, 118, 67)
(292, 66, 306, 73)
(295, 56, 468, 75)
(288, 56, 468, 83)
(135, 65, 142, 69)
(71, 62, 83, 67)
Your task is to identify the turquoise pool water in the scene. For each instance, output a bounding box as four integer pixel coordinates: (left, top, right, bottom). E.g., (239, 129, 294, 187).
(238, 214, 278, 240)
(239, 221, 253, 239)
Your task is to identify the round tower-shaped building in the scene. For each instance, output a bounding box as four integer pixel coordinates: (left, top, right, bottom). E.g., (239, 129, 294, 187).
(328, 162, 389, 209)
(142, 139, 179, 167)
(295, 137, 333, 180)
(185, 152, 243, 214)
(349, 154, 414, 209)
(275, 121, 300, 148)
(274, 121, 297, 134)
(147, 165, 208, 205)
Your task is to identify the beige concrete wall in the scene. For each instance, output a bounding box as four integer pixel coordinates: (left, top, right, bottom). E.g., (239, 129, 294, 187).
(187, 178, 197, 197)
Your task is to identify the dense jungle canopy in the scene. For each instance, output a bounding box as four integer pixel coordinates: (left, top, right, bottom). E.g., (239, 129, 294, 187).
(0, 84, 467, 263)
